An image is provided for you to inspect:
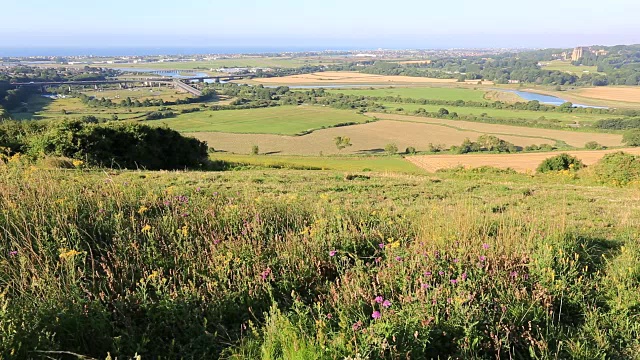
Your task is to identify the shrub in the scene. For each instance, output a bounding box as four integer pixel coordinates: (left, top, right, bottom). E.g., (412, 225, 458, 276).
(405, 146, 416, 155)
(622, 130, 640, 146)
(384, 143, 398, 155)
(592, 152, 640, 186)
(585, 141, 604, 150)
(251, 145, 259, 155)
(27, 120, 208, 170)
(537, 154, 585, 173)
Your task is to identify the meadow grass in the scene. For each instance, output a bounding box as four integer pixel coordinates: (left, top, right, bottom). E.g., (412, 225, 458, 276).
(540, 60, 602, 75)
(152, 106, 368, 135)
(211, 153, 424, 173)
(1, 160, 639, 359)
(327, 87, 488, 102)
(381, 102, 615, 124)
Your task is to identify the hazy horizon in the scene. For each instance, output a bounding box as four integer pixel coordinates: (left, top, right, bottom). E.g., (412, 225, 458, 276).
(2, 0, 639, 56)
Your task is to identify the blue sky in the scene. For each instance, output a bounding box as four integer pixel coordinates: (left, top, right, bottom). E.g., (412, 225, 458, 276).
(2, 0, 639, 49)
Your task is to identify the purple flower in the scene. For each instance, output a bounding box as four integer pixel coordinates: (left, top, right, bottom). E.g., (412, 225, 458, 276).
(352, 321, 362, 331)
(453, 258, 459, 263)
(260, 268, 271, 280)
(450, 279, 458, 285)
(483, 243, 490, 249)
(329, 250, 337, 257)
(378, 243, 385, 249)
(510, 271, 518, 279)
(479, 255, 486, 262)
(461, 272, 468, 281)
(438, 271, 445, 276)
(375, 296, 384, 304)
(9, 251, 18, 256)
(382, 300, 392, 308)
(372, 311, 381, 319)
(196, 187, 201, 192)
(424, 271, 432, 276)
(421, 283, 431, 289)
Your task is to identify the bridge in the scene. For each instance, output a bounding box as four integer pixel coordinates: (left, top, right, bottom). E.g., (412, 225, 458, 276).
(9, 74, 254, 88)
(173, 80, 202, 96)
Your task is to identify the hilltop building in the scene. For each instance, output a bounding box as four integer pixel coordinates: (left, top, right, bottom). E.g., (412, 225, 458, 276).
(572, 47, 587, 61)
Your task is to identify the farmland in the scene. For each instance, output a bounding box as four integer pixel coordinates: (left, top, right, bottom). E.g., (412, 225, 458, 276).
(326, 86, 489, 102)
(245, 71, 461, 85)
(408, 147, 640, 172)
(153, 105, 368, 135)
(540, 60, 602, 75)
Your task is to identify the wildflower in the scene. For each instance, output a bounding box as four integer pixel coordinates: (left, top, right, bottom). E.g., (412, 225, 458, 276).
(59, 248, 82, 261)
(372, 311, 381, 319)
(138, 206, 149, 215)
(196, 187, 201, 192)
(261, 268, 271, 280)
(438, 271, 445, 276)
(453, 258, 459, 263)
(479, 255, 486, 262)
(510, 271, 518, 279)
(375, 296, 384, 304)
(382, 300, 392, 308)
(378, 243, 385, 249)
(72, 159, 84, 168)
(461, 272, 468, 281)
(141, 224, 152, 233)
(450, 279, 458, 285)
(329, 250, 337, 257)
(421, 283, 430, 289)
(352, 321, 362, 331)
(389, 241, 400, 249)
(98, 208, 105, 214)
(178, 225, 188, 237)
(395, 256, 402, 262)
(181, 212, 189, 217)
(483, 243, 490, 249)
(9, 251, 18, 256)
(326, 313, 332, 319)
(424, 271, 432, 276)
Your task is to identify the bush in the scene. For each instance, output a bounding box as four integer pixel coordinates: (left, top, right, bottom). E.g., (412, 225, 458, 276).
(405, 146, 416, 155)
(592, 152, 640, 186)
(251, 145, 260, 155)
(26, 120, 208, 170)
(537, 154, 585, 173)
(585, 141, 604, 150)
(622, 130, 640, 146)
(384, 143, 398, 155)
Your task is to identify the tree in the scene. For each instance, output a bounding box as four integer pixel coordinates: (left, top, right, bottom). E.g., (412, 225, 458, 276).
(585, 141, 603, 150)
(438, 108, 450, 116)
(623, 130, 640, 147)
(385, 143, 398, 155)
(334, 136, 352, 151)
(405, 146, 416, 154)
(537, 154, 584, 173)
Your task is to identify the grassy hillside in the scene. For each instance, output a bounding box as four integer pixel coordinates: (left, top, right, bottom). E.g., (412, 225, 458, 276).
(327, 86, 488, 102)
(1, 161, 639, 359)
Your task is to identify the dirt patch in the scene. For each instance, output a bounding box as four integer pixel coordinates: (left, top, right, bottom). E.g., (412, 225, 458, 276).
(407, 148, 640, 173)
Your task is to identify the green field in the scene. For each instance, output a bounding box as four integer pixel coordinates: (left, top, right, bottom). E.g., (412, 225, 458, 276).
(540, 60, 603, 75)
(382, 102, 615, 124)
(151, 105, 368, 135)
(327, 86, 488, 102)
(212, 153, 423, 173)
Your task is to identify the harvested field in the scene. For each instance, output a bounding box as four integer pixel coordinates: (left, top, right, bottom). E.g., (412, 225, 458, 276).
(574, 87, 640, 104)
(187, 113, 621, 155)
(368, 113, 623, 147)
(407, 148, 640, 173)
(247, 72, 459, 85)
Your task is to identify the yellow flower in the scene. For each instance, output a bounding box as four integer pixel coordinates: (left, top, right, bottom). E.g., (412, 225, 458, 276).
(142, 224, 152, 233)
(389, 241, 401, 249)
(59, 248, 82, 261)
(178, 225, 188, 237)
(72, 159, 84, 168)
(138, 206, 149, 215)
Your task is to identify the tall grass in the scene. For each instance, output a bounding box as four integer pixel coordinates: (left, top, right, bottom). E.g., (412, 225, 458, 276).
(0, 163, 639, 359)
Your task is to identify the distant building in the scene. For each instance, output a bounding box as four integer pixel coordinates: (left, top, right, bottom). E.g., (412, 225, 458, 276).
(571, 47, 588, 61)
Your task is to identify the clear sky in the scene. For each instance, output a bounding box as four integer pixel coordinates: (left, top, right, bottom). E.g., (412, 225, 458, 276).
(1, 0, 639, 49)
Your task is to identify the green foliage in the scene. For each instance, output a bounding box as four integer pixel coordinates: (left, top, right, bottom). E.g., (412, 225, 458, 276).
(334, 136, 352, 151)
(592, 152, 640, 186)
(536, 153, 585, 173)
(251, 145, 260, 155)
(622, 130, 640, 147)
(451, 135, 518, 154)
(384, 143, 398, 155)
(405, 146, 416, 155)
(584, 141, 604, 150)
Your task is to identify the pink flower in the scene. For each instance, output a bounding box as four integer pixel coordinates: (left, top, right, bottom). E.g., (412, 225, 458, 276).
(329, 250, 337, 257)
(510, 271, 518, 279)
(382, 300, 392, 308)
(483, 243, 490, 249)
(379, 243, 385, 249)
(453, 258, 459, 263)
(352, 321, 362, 330)
(438, 271, 445, 276)
(424, 271, 432, 276)
(421, 283, 430, 289)
(461, 272, 467, 281)
(9, 251, 18, 256)
(479, 255, 486, 262)
(372, 311, 381, 319)
(395, 256, 402, 261)
(450, 279, 458, 285)
(375, 296, 384, 304)
(326, 313, 332, 319)
(260, 268, 271, 280)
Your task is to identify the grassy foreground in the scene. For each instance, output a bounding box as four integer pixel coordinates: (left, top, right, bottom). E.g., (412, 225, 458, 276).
(1, 163, 639, 359)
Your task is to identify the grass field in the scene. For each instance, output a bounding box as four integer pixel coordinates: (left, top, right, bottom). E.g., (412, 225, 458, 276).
(540, 60, 602, 75)
(408, 147, 640, 173)
(2, 163, 640, 358)
(327, 87, 488, 102)
(154, 106, 368, 135)
(245, 71, 461, 85)
(380, 102, 615, 124)
(82, 87, 193, 102)
(212, 153, 423, 173)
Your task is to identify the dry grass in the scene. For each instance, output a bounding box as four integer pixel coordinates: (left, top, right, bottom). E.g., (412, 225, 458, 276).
(574, 87, 640, 104)
(408, 148, 640, 173)
(368, 113, 623, 147)
(247, 71, 460, 85)
(193, 119, 553, 155)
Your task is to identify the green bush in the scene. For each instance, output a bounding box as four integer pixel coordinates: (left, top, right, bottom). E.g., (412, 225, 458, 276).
(585, 141, 604, 150)
(385, 143, 398, 155)
(537, 154, 585, 173)
(405, 146, 416, 155)
(592, 151, 640, 186)
(623, 130, 640, 146)
(24, 120, 208, 170)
